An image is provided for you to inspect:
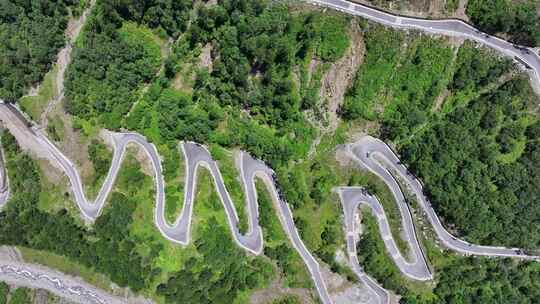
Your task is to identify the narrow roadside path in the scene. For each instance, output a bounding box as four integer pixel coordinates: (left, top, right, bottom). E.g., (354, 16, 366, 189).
(40, 0, 96, 130)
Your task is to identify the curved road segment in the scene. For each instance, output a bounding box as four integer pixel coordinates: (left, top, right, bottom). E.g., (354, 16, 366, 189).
(1, 2, 540, 303)
(1, 104, 539, 304)
(0, 103, 332, 304)
(337, 136, 540, 304)
(307, 0, 540, 94)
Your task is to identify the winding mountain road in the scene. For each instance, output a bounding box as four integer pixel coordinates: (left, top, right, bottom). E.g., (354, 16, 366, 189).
(0, 103, 333, 304)
(1, 103, 539, 304)
(1, 1, 540, 303)
(308, 0, 540, 94)
(349, 137, 540, 260)
(337, 136, 540, 304)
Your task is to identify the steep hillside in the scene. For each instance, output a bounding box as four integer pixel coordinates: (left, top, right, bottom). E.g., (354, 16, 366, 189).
(1, 1, 540, 304)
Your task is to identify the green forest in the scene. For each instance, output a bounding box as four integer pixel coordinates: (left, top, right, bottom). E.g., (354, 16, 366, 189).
(339, 20, 540, 304)
(401, 77, 540, 249)
(467, 0, 540, 47)
(0, 283, 32, 304)
(358, 212, 540, 304)
(0, 0, 80, 102)
(1, 0, 540, 303)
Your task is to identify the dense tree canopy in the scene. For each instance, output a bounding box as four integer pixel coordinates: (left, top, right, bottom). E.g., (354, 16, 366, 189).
(401, 78, 540, 248)
(467, 0, 540, 47)
(358, 212, 540, 304)
(157, 217, 272, 304)
(4, 0, 540, 303)
(0, 0, 76, 102)
(122, 0, 351, 168)
(0, 282, 7, 304)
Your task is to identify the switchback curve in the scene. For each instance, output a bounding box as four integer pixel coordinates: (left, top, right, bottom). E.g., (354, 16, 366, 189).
(336, 136, 540, 304)
(0, 105, 538, 304)
(0, 103, 333, 304)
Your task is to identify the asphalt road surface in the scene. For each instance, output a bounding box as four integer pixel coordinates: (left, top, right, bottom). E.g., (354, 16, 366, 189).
(307, 0, 540, 94)
(1, 1, 540, 302)
(336, 136, 540, 304)
(0, 146, 8, 205)
(0, 103, 333, 304)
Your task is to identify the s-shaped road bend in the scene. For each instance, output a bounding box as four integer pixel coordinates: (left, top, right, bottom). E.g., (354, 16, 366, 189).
(0, 103, 332, 304)
(1, 2, 540, 303)
(1, 103, 539, 304)
(307, 0, 540, 94)
(337, 136, 540, 304)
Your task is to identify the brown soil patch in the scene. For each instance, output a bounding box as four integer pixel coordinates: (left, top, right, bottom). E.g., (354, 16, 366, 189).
(34, 289, 49, 304)
(321, 21, 365, 133)
(307, 59, 319, 84)
(427, 0, 445, 17)
(47, 102, 99, 187)
(127, 144, 154, 177)
(172, 72, 192, 92)
(431, 88, 450, 112)
(455, 0, 469, 21)
(335, 148, 354, 168)
(350, 0, 469, 20)
(430, 36, 464, 113)
(37, 158, 65, 185)
(199, 43, 213, 71)
(447, 36, 466, 48)
(0, 246, 23, 262)
(41, 0, 96, 130)
(248, 275, 314, 304)
(173, 42, 213, 92)
(345, 120, 382, 144)
(65, 0, 96, 43)
(321, 264, 380, 304)
(307, 20, 366, 157)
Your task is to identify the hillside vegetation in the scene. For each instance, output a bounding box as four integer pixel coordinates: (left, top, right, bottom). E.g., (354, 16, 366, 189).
(0, 0, 80, 102)
(467, 0, 540, 47)
(2, 0, 540, 303)
(340, 23, 540, 303)
(362, 0, 540, 47)
(341, 23, 540, 249)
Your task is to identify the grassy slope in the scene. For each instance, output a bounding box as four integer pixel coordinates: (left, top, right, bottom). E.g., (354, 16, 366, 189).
(256, 180, 313, 289)
(19, 66, 58, 122)
(19, 247, 114, 293)
(162, 144, 186, 224)
(209, 144, 249, 234)
(9, 3, 538, 303)
(343, 24, 455, 142)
